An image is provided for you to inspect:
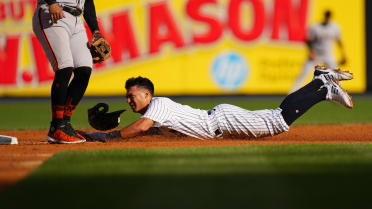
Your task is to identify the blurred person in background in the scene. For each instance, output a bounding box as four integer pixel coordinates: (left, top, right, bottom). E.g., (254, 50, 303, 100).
(290, 10, 347, 93)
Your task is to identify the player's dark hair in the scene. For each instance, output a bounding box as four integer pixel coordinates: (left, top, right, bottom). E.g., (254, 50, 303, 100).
(324, 10, 332, 19)
(125, 76, 154, 96)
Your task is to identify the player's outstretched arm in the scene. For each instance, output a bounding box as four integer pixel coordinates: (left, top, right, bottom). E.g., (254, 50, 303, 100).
(79, 117, 154, 142)
(118, 118, 154, 139)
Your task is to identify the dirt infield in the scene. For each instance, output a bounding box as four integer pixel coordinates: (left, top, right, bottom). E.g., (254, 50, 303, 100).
(1, 124, 372, 191)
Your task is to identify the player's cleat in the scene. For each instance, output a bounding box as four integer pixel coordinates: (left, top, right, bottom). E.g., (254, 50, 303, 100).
(47, 121, 86, 144)
(313, 65, 353, 84)
(323, 79, 354, 109)
(64, 120, 87, 141)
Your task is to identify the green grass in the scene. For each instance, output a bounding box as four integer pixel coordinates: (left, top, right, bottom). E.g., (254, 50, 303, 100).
(2, 144, 372, 209)
(1, 95, 372, 130)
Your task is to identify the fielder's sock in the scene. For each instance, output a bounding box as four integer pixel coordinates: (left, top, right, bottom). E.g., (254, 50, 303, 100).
(63, 97, 76, 120)
(280, 87, 327, 126)
(64, 67, 91, 117)
(52, 105, 65, 120)
(51, 67, 73, 120)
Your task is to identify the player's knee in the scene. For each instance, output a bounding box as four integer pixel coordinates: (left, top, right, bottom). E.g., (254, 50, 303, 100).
(54, 67, 74, 86)
(73, 66, 92, 83)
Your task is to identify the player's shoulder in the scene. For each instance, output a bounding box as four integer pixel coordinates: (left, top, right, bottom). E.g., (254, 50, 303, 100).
(328, 21, 340, 30)
(150, 97, 173, 106)
(308, 23, 320, 34)
(152, 96, 171, 102)
(310, 23, 321, 29)
(311, 22, 340, 31)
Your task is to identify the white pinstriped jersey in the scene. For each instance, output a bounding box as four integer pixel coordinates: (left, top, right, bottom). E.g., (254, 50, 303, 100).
(141, 97, 289, 139)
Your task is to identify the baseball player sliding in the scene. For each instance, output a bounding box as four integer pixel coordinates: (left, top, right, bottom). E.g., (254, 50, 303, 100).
(32, 0, 111, 144)
(80, 65, 353, 142)
(290, 10, 347, 93)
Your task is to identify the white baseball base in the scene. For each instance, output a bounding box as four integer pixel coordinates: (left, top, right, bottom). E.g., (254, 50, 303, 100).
(0, 135, 18, 145)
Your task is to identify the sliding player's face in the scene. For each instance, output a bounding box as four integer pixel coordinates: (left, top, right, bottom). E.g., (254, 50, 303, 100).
(126, 85, 151, 114)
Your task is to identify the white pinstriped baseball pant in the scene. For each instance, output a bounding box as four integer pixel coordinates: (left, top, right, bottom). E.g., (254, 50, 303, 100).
(208, 104, 289, 139)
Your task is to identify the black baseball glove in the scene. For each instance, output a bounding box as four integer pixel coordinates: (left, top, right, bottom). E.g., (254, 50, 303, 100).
(88, 103, 125, 131)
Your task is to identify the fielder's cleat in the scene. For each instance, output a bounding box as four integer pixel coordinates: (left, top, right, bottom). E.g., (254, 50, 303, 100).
(313, 65, 353, 84)
(324, 79, 354, 109)
(64, 120, 87, 141)
(47, 121, 86, 144)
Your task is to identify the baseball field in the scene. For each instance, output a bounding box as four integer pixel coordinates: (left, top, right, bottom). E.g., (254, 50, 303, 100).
(1, 96, 372, 209)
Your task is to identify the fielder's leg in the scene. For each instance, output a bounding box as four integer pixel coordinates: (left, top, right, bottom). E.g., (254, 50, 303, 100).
(63, 67, 92, 123)
(63, 18, 93, 135)
(47, 67, 86, 144)
(33, 7, 86, 143)
(51, 67, 73, 122)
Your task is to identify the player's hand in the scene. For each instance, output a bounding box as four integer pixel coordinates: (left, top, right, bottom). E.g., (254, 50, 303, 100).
(77, 131, 107, 142)
(87, 132, 108, 142)
(309, 51, 317, 60)
(339, 57, 347, 66)
(49, 3, 65, 23)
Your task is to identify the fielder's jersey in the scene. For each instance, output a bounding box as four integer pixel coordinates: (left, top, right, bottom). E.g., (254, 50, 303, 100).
(308, 22, 340, 57)
(38, 0, 85, 10)
(33, 0, 93, 70)
(141, 97, 289, 139)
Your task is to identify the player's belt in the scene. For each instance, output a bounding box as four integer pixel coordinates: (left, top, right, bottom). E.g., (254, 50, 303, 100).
(62, 6, 82, 16)
(208, 108, 222, 137)
(214, 129, 221, 136)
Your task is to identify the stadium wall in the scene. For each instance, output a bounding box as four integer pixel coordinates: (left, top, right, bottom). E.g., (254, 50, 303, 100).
(366, 0, 371, 92)
(0, 0, 367, 96)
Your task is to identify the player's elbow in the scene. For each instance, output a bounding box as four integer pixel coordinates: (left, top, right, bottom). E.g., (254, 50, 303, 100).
(139, 125, 151, 132)
(137, 118, 154, 132)
(137, 122, 153, 133)
(129, 118, 154, 136)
